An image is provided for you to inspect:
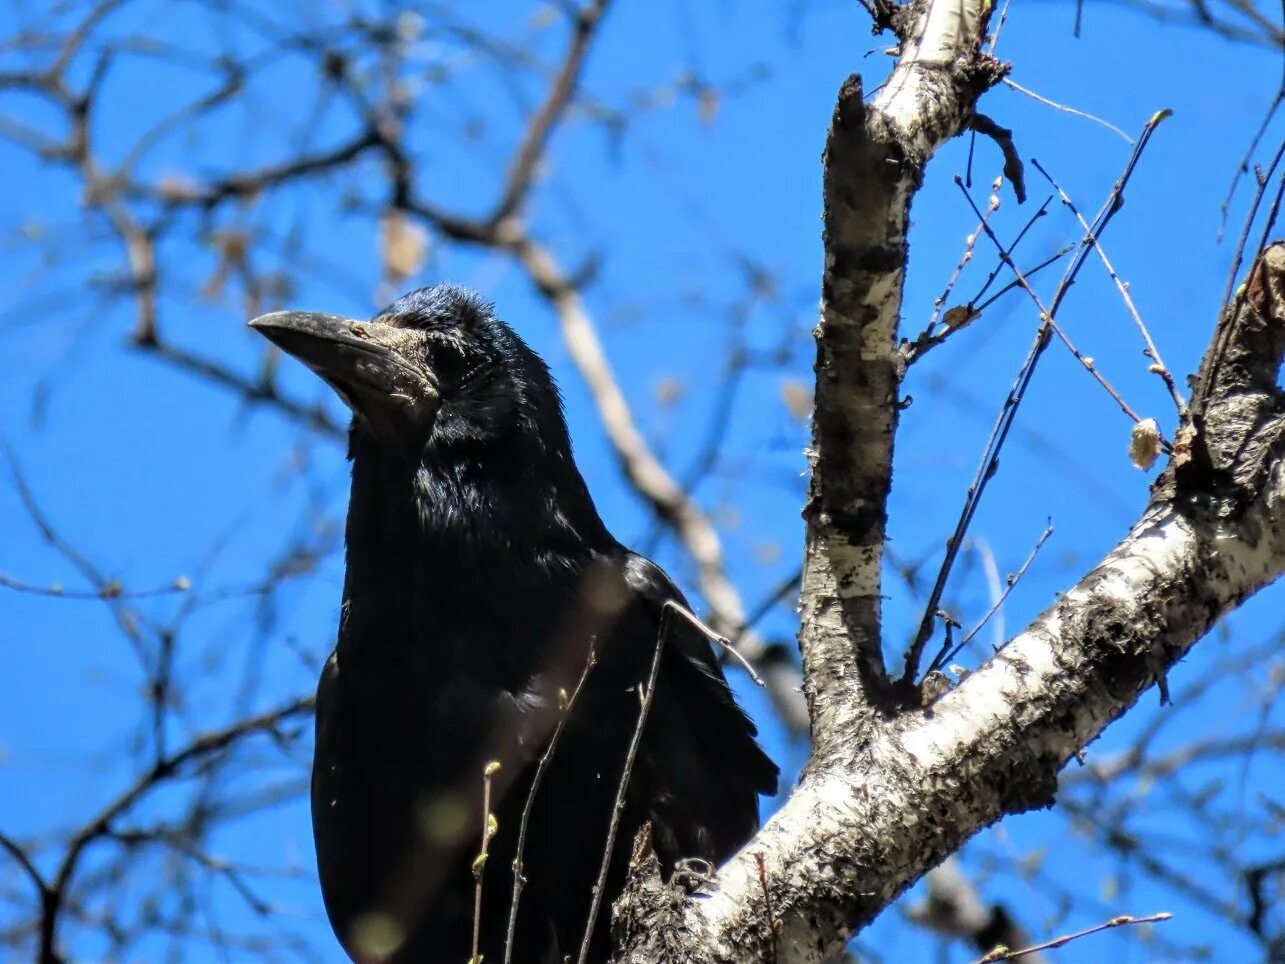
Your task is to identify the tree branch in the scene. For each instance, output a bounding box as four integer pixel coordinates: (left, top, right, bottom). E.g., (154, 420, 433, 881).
(801, 0, 1005, 745)
(616, 242, 1285, 964)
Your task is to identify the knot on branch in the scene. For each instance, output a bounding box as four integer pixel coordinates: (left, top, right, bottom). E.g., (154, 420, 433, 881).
(611, 823, 696, 962)
(962, 53, 1010, 97)
(1170, 242, 1285, 513)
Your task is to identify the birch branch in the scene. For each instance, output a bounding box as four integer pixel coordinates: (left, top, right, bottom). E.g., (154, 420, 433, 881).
(802, 0, 1005, 747)
(614, 0, 1285, 946)
(615, 242, 1285, 963)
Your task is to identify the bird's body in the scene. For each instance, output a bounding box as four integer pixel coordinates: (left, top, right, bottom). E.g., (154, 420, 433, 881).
(251, 287, 776, 963)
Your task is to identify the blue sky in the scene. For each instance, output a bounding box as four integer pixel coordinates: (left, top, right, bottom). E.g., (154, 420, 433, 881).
(1, 0, 1282, 960)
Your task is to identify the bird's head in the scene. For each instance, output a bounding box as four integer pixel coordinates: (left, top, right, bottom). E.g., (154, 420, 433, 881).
(249, 285, 568, 456)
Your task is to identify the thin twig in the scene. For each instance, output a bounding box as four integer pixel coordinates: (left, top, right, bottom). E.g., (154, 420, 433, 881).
(986, 0, 1016, 53)
(5, 444, 153, 668)
(470, 761, 501, 964)
(1202, 147, 1285, 408)
(970, 243, 1075, 315)
(0, 832, 49, 901)
(1002, 78, 1134, 144)
(575, 605, 669, 964)
(1218, 86, 1283, 241)
(0, 572, 192, 600)
(968, 196, 1054, 307)
(1031, 157, 1186, 413)
(490, 0, 612, 225)
(901, 111, 1170, 685)
(975, 911, 1172, 962)
(931, 521, 1054, 671)
(957, 178, 1163, 438)
(502, 649, 597, 964)
(1249, 167, 1285, 283)
(666, 600, 765, 686)
(1225, 140, 1285, 312)
(905, 200, 1077, 367)
(925, 187, 999, 335)
(1197, 150, 1285, 433)
(37, 695, 314, 963)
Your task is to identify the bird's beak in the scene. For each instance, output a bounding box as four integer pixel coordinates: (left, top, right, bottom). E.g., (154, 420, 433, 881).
(248, 310, 440, 432)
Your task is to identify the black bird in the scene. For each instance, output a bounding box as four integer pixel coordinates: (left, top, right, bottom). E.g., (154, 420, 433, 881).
(249, 286, 777, 964)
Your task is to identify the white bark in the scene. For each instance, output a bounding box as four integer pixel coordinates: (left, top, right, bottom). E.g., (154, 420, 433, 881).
(799, 0, 1005, 746)
(611, 0, 1285, 953)
(618, 436, 1285, 961)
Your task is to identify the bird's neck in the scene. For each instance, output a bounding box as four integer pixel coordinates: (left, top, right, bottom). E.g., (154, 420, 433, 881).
(340, 430, 613, 607)
(336, 433, 614, 682)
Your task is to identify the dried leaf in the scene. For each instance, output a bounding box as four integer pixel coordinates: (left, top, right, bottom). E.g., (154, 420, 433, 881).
(380, 210, 428, 283)
(1129, 418, 1162, 471)
(781, 379, 811, 421)
(942, 304, 979, 330)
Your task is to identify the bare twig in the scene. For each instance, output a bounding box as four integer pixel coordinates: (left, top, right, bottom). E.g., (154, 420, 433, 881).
(1030, 157, 1186, 413)
(901, 111, 1171, 685)
(969, 243, 1076, 315)
(0, 833, 49, 904)
(575, 604, 668, 964)
(967, 197, 1055, 307)
(1221, 138, 1285, 313)
(1219, 85, 1284, 240)
(1001, 78, 1134, 144)
(904, 194, 1069, 367)
(930, 521, 1054, 672)
(664, 600, 765, 687)
(956, 177, 1163, 436)
(986, 0, 1017, 52)
(0, 572, 192, 600)
(470, 761, 501, 964)
(916, 184, 1001, 345)
(138, 338, 345, 439)
(975, 912, 1173, 962)
(37, 695, 314, 963)
(490, 0, 612, 225)
(503, 649, 597, 964)
(910, 859, 1044, 962)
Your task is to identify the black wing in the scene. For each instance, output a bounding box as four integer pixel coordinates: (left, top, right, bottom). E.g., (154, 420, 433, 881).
(311, 649, 362, 951)
(621, 553, 779, 867)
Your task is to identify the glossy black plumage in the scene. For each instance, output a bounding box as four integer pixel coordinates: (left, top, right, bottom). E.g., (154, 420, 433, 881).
(250, 286, 777, 963)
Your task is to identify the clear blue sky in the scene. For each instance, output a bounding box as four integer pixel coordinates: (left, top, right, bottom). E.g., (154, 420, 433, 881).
(0, 0, 1281, 960)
